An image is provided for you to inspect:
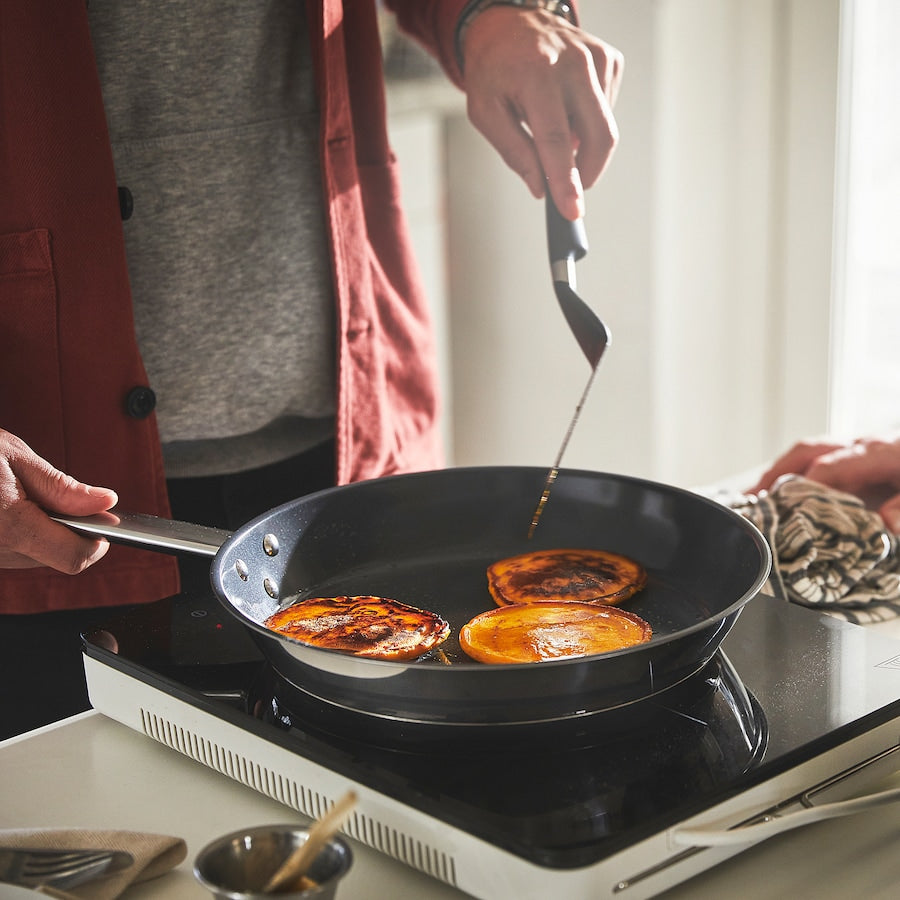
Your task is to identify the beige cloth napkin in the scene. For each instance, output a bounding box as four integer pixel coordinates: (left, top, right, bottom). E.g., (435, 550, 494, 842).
(0, 828, 186, 899)
(727, 474, 900, 624)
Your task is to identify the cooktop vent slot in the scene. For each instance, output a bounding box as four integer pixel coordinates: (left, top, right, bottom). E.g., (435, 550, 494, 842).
(137, 708, 458, 887)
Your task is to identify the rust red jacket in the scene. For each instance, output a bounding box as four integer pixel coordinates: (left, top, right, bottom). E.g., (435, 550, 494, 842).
(0, 0, 466, 613)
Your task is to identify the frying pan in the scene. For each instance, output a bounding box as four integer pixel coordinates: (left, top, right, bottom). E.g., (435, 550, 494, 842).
(55, 466, 771, 730)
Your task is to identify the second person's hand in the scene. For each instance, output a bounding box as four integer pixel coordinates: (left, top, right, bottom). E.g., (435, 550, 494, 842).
(749, 433, 900, 532)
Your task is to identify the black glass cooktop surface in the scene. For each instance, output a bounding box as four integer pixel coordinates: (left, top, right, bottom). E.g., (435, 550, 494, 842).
(83, 591, 900, 869)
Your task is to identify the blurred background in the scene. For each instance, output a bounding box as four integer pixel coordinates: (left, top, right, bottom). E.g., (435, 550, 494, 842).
(381, 0, 900, 489)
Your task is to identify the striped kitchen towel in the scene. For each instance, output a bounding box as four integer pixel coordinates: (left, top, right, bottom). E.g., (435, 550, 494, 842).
(727, 475, 900, 624)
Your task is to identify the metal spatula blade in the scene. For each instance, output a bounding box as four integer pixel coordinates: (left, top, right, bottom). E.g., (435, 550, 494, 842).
(555, 281, 609, 368)
(528, 197, 611, 538)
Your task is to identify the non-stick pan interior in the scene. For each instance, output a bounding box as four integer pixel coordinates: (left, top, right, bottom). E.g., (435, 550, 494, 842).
(214, 466, 770, 664)
(210, 467, 770, 725)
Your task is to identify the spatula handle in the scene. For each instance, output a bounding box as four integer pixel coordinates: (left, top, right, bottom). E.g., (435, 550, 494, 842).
(546, 194, 588, 266)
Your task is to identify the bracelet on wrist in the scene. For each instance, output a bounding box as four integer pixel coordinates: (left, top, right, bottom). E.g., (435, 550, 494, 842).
(454, 0, 577, 73)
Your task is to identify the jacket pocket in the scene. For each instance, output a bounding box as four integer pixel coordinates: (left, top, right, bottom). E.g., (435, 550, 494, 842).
(0, 229, 65, 457)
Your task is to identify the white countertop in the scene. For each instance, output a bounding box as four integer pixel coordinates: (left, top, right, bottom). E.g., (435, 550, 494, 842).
(2, 710, 900, 899)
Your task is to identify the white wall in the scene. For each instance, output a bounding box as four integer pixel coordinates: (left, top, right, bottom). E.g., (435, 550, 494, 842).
(393, 0, 842, 489)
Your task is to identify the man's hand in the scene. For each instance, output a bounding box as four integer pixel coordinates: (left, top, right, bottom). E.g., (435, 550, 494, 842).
(749, 433, 900, 532)
(461, 7, 623, 220)
(0, 428, 118, 572)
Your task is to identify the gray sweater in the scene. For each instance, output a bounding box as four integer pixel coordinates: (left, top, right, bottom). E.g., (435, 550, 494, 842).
(88, 0, 335, 477)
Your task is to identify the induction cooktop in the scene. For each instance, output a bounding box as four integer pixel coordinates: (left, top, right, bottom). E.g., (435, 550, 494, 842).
(81, 590, 900, 899)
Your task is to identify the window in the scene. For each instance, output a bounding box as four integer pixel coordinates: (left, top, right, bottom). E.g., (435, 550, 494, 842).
(830, 0, 900, 436)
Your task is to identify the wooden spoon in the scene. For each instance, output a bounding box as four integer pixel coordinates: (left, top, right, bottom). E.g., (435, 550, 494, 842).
(263, 791, 357, 894)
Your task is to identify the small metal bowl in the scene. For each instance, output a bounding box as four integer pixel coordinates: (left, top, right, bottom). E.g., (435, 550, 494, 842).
(193, 824, 353, 899)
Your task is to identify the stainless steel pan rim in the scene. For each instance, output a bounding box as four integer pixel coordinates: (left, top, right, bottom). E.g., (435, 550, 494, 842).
(268, 653, 721, 728)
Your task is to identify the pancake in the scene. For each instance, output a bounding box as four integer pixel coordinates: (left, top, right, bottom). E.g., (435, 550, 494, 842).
(487, 548, 647, 607)
(264, 595, 450, 661)
(460, 600, 652, 664)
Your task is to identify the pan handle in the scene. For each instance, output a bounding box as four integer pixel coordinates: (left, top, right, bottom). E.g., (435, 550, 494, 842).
(671, 783, 900, 848)
(49, 511, 232, 558)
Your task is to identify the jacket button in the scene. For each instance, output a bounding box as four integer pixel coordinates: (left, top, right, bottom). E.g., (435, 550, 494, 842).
(124, 386, 156, 419)
(118, 186, 134, 220)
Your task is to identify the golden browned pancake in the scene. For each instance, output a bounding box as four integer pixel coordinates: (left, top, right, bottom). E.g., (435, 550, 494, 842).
(264, 595, 450, 661)
(487, 548, 647, 607)
(459, 601, 652, 664)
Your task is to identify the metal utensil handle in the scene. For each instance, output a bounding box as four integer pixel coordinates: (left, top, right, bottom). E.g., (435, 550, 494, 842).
(672, 784, 900, 847)
(546, 194, 588, 275)
(0, 847, 135, 891)
(49, 511, 232, 558)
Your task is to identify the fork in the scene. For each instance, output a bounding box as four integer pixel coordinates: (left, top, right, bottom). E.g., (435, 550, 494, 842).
(0, 846, 134, 890)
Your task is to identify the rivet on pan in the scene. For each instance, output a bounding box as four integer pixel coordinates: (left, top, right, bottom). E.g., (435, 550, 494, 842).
(234, 559, 249, 582)
(263, 534, 279, 557)
(264, 577, 278, 599)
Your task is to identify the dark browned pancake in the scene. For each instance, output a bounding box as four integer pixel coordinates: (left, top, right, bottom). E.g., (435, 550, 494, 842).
(487, 548, 647, 607)
(264, 595, 450, 661)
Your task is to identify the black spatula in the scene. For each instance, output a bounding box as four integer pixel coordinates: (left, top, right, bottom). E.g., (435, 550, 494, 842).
(527, 196, 610, 538)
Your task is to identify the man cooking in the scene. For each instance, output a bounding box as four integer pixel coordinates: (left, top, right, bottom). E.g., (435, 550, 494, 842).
(0, 1, 623, 737)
